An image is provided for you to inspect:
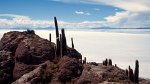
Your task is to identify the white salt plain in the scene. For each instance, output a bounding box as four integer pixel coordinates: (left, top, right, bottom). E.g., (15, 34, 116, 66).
(0, 30, 150, 78)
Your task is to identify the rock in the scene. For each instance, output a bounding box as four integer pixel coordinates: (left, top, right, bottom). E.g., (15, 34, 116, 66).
(0, 31, 55, 65)
(12, 64, 46, 84)
(13, 62, 37, 80)
(57, 56, 83, 83)
(77, 64, 128, 84)
(15, 32, 55, 65)
(0, 50, 14, 84)
(67, 48, 82, 59)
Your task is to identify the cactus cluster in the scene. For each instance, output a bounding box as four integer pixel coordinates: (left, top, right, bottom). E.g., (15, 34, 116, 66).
(103, 58, 112, 66)
(127, 60, 139, 83)
(53, 17, 77, 58)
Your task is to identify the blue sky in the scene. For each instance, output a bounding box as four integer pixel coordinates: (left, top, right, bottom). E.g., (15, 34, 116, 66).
(0, 0, 150, 29)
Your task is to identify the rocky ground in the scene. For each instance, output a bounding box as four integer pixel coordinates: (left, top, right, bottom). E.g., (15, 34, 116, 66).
(0, 30, 149, 84)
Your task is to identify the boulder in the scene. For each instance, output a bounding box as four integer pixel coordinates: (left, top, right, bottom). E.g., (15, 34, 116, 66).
(57, 56, 83, 82)
(12, 63, 46, 84)
(0, 31, 55, 65)
(15, 35, 55, 64)
(13, 62, 37, 80)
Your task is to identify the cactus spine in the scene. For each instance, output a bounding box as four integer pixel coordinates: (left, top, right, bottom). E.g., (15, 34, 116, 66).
(134, 60, 139, 83)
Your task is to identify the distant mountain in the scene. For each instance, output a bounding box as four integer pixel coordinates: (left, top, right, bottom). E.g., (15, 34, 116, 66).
(91, 27, 150, 29)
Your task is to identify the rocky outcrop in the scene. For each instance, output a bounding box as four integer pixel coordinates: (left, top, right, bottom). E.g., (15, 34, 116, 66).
(52, 56, 83, 83)
(13, 56, 83, 84)
(0, 30, 83, 83)
(77, 63, 150, 84)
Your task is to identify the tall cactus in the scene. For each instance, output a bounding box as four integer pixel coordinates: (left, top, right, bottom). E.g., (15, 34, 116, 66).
(54, 17, 60, 56)
(129, 66, 134, 82)
(108, 59, 112, 65)
(105, 58, 108, 66)
(49, 33, 51, 42)
(71, 37, 74, 49)
(125, 69, 128, 76)
(83, 57, 86, 64)
(134, 60, 139, 83)
(61, 28, 67, 56)
(60, 34, 62, 57)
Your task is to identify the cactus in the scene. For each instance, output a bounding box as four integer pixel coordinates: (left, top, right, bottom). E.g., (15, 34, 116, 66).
(134, 60, 139, 83)
(83, 57, 86, 64)
(60, 34, 62, 57)
(115, 64, 117, 67)
(61, 28, 67, 56)
(49, 33, 51, 42)
(129, 66, 134, 82)
(125, 69, 128, 76)
(108, 59, 112, 65)
(54, 17, 60, 56)
(102, 61, 105, 65)
(105, 58, 108, 66)
(54, 45, 57, 59)
(71, 37, 74, 49)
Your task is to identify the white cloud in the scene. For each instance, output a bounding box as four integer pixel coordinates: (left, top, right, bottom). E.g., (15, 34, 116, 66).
(94, 8, 100, 11)
(52, 0, 150, 12)
(50, 0, 150, 28)
(1, 0, 150, 29)
(75, 11, 84, 15)
(0, 14, 52, 28)
(75, 11, 91, 15)
(0, 14, 105, 29)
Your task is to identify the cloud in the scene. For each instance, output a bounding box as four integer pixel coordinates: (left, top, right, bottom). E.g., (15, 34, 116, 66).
(75, 11, 84, 15)
(0, 14, 52, 28)
(94, 8, 100, 11)
(51, 0, 150, 12)
(50, 0, 150, 28)
(75, 11, 91, 15)
(1, 0, 150, 29)
(0, 14, 105, 29)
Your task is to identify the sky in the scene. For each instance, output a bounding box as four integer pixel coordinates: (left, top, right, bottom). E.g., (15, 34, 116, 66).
(0, 0, 150, 29)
